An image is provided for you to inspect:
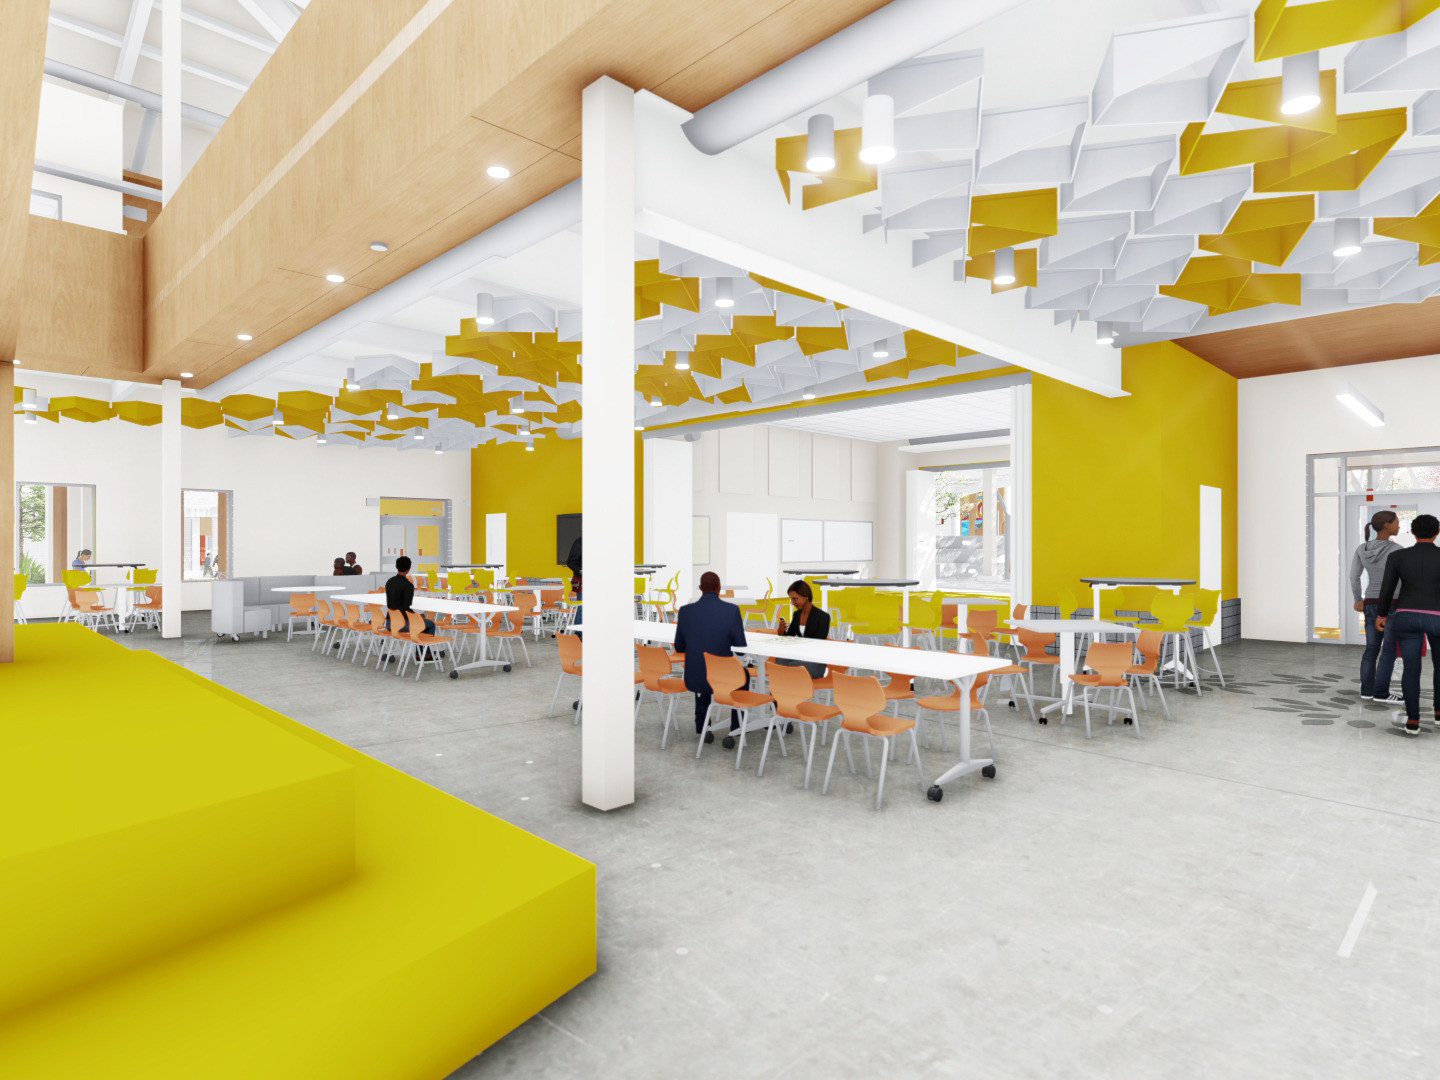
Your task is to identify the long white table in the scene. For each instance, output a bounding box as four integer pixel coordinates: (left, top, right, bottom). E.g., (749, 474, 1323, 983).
(632, 619, 1008, 801)
(814, 578, 921, 647)
(1010, 618, 1142, 718)
(332, 592, 518, 677)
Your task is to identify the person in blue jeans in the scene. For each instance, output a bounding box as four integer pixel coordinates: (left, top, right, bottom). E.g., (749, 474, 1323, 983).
(1351, 509, 1403, 702)
(1376, 514, 1440, 735)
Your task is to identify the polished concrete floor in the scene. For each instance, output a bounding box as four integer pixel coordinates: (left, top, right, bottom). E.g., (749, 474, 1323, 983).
(117, 616, 1440, 1080)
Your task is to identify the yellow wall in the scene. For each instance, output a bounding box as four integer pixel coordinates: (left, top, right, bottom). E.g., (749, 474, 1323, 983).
(1031, 341, 1238, 604)
(470, 436, 643, 578)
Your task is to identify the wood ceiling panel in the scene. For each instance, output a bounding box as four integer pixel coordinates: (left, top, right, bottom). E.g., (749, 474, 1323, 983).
(1177, 297, 1440, 378)
(138, 0, 902, 390)
(16, 218, 144, 379)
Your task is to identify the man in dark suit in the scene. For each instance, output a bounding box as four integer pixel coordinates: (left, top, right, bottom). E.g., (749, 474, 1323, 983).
(673, 571, 747, 747)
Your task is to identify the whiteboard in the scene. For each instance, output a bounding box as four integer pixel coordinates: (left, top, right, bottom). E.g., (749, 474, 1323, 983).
(781, 518, 823, 562)
(824, 520, 873, 561)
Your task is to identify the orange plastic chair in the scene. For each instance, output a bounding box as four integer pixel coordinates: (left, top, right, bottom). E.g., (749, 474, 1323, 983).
(1125, 629, 1172, 721)
(1069, 642, 1141, 738)
(550, 632, 585, 721)
(698, 653, 775, 768)
(360, 604, 395, 669)
(312, 597, 344, 653)
(960, 607, 999, 655)
(489, 606, 532, 667)
(388, 607, 450, 680)
(914, 672, 996, 757)
(766, 660, 841, 787)
(73, 590, 118, 632)
(1016, 627, 1061, 698)
(822, 673, 925, 810)
(287, 592, 318, 641)
(129, 585, 164, 631)
(637, 644, 691, 747)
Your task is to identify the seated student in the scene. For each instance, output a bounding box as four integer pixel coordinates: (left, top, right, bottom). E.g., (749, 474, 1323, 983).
(71, 548, 93, 571)
(385, 556, 436, 638)
(774, 579, 830, 679)
(344, 551, 363, 575)
(332, 557, 348, 576)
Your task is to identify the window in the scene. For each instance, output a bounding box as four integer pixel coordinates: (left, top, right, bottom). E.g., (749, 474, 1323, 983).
(183, 489, 232, 580)
(928, 463, 1011, 588)
(29, 189, 61, 220)
(15, 482, 95, 584)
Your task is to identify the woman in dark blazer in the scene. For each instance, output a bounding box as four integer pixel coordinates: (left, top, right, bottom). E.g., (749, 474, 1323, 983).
(775, 579, 831, 679)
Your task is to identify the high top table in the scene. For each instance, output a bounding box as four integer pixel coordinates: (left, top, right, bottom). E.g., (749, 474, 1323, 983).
(633, 620, 1007, 802)
(1079, 576, 1195, 617)
(332, 592, 518, 678)
(784, 568, 859, 577)
(813, 578, 921, 646)
(77, 562, 146, 630)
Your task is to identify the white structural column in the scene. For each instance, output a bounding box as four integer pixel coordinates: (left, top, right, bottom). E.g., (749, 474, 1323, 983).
(160, 379, 182, 637)
(1010, 382, 1033, 606)
(982, 466, 997, 577)
(580, 76, 637, 811)
(161, 0, 180, 203)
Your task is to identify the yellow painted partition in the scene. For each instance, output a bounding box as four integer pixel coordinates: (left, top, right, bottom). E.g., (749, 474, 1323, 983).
(1030, 341, 1237, 607)
(472, 435, 644, 577)
(0, 626, 595, 1078)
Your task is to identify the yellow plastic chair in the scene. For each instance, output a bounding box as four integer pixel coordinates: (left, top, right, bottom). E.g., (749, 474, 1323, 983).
(1056, 587, 1081, 619)
(1150, 591, 1204, 696)
(639, 573, 679, 622)
(445, 571, 475, 598)
(902, 591, 944, 649)
(1186, 588, 1226, 688)
(739, 579, 772, 627)
(14, 573, 28, 624)
(850, 591, 902, 646)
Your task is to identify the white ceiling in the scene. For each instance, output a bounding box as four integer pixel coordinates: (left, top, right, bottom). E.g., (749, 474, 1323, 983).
(769, 386, 1013, 442)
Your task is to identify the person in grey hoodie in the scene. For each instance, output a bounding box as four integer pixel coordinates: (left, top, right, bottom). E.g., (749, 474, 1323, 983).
(1352, 509, 1403, 700)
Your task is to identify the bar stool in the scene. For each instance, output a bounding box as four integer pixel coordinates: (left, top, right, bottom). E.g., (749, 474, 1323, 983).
(1186, 588, 1226, 688)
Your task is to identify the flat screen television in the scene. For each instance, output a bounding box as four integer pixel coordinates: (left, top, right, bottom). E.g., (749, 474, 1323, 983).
(556, 513, 582, 567)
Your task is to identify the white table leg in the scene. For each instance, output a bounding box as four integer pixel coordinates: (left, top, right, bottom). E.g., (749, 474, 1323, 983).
(1040, 629, 1078, 718)
(901, 587, 911, 647)
(1091, 583, 1103, 619)
(927, 675, 995, 798)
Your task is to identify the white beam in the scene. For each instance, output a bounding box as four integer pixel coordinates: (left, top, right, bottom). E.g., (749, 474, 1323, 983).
(234, 0, 297, 42)
(151, 2, 277, 53)
(162, 0, 180, 203)
(580, 76, 637, 812)
(113, 0, 150, 99)
(160, 379, 182, 638)
(49, 12, 252, 93)
(634, 91, 1125, 398)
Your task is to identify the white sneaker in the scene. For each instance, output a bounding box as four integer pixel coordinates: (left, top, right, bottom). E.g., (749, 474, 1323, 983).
(1377, 694, 1404, 705)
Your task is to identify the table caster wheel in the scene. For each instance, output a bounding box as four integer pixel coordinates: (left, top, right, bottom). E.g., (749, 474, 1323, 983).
(503, 664, 512, 672)
(1008, 700, 1015, 708)
(722, 736, 736, 750)
(449, 670, 459, 679)
(981, 764, 996, 779)
(785, 722, 794, 735)
(927, 785, 943, 802)
(1123, 717, 1132, 725)
(1038, 717, 1047, 725)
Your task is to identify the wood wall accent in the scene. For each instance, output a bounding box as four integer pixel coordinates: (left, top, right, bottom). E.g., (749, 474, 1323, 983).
(1178, 296, 1440, 378)
(141, 0, 890, 388)
(0, 0, 49, 371)
(17, 218, 145, 379)
(122, 171, 162, 238)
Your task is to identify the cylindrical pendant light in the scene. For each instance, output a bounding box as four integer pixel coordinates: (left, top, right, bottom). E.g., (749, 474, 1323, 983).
(806, 114, 835, 173)
(344, 367, 357, 390)
(1333, 217, 1366, 257)
(714, 278, 734, 308)
(859, 94, 896, 164)
(476, 292, 496, 326)
(20, 388, 36, 410)
(674, 351, 690, 370)
(993, 247, 1016, 285)
(1095, 322, 1115, 346)
(23, 412, 37, 425)
(872, 338, 890, 359)
(1281, 51, 1321, 115)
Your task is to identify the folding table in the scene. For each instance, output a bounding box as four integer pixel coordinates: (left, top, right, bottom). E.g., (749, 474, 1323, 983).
(332, 592, 518, 677)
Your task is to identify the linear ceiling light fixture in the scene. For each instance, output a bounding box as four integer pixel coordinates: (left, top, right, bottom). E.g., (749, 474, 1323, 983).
(476, 292, 495, 326)
(1333, 218, 1366, 258)
(859, 94, 896, 164)
(714, 278, 735, 308)
(993, 247, 1016, 286)
(806, 113, 835, 173)
(1336, 382, 1384, 427)
(1281, 51, 1321, 115)
(1095, 322, 1115, 345)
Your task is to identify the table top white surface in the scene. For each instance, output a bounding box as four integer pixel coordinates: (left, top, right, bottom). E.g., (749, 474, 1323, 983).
(332, 592, 517, 615)
(784, 568, 859, 575)
(1012, 618, 1143, 634)
(1080, 577, 1195, 586)
(815, 578, 920, 588)
(632, 620, 1007, 680)
(270, 585, 347, 592)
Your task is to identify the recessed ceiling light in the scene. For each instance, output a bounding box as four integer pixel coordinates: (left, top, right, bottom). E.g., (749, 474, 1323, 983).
(806, 114, 835, 173)
(180, 371, 194, 378)
(11, 359, 20, 366)
(369, 241, 389, 252)
(486, 165, 511, 179)
(236, 333, 252, 341)
(325, 273, 345, 283)
(1280, 51, 1321, 115)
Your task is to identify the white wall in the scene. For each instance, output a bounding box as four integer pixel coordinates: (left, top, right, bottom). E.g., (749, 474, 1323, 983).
(1239, 353, 1440, 642)
(643, 437, 693, 601)
(33, 82, 124, 233)
(14, 401, 470, 618)
(691, 424, 879, 595)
